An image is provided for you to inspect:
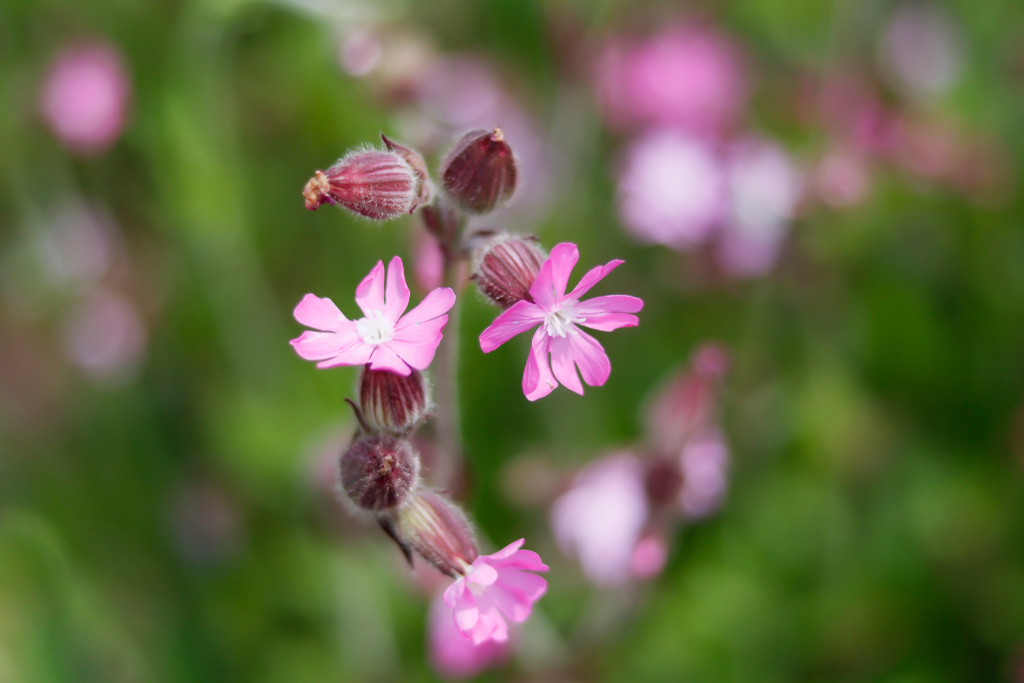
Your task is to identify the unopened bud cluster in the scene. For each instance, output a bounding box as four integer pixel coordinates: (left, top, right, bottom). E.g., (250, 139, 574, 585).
(339, 364, 479, 577)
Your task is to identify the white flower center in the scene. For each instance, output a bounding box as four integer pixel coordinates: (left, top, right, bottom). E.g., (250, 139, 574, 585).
(355, 311, 395, 346)
(543, 300, 582, 338)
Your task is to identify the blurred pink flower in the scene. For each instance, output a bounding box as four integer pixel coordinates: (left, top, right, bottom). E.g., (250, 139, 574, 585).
(645, 343, 729, 454)
(428, 592, 510, 679)
(878, 4, 962, 103)
(551, 454, 649, 586)
(630, 532, 669, 580)
(40, 43, 130, 156)
(60, 286, 146, 384)
(616, 129, 725, 250)
(443, 539, 548, 645)
(595, 24, 746, 136)
(716, 138, 803, 278)
(412, 230, 445, 292)
(290, 256, 455, 376)
(479, 243, 643, 400)
(679, 427, 730, 518)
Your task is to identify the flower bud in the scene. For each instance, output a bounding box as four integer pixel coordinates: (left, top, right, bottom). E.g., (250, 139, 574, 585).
(359, 366, 429, 434)
(397, 489, 478, 577)
(472, 233, 546, 308)
(441, 128, 517, 214)
(381, 134, 432, 208)
(303, 149, 423, 219)
(340, 434, 420, 511)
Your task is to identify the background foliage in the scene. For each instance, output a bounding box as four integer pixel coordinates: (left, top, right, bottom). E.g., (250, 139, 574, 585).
(2, 0, 1024, 680)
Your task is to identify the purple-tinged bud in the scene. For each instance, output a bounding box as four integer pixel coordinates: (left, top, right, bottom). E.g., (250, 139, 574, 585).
(340, 434, 420, 511)
(396, 489, 478, 577)
(359, 366, 430, 435)
(303, 149, 422, 219)
(472, 232, 546, 308)
(441, 128, 518, 214)
(381, 134, 432, 208)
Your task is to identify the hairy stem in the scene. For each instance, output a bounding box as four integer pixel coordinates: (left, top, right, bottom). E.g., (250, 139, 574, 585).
(433, 242, 463, 490)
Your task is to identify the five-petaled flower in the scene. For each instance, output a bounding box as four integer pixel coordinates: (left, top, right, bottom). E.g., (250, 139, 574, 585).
(479, 242, 643, 400)
(443, 539, 548, 645)
(291, 256, 456, 376)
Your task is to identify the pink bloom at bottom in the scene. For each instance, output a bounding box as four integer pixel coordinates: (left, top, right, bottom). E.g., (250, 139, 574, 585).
(428, 593, 510, 680)
(479, 242, 643, 401)
(442, 539, 548, 645)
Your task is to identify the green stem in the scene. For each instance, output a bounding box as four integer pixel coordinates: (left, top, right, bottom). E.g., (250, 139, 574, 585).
(433, 243, 463, 489)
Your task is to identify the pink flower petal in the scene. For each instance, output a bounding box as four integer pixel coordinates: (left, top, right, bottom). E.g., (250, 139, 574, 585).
(567, 259, 624, 300)
(355, 260, 387, 317)
(290, 330, 353, 361)
(383, 256, 411, 323)
(529, 242, 578, 309)
(523, 328, 557, 401)
(293, 294, 350, 332)
(479, 300, 544, 353)
(567, 331, 611, 387)
(578, 312, 639, 332)
(490, 549, 549, 574)
(576, 295, 644, 331)
(577, 294, 644, 316)
(367, 344, 412, 375)
(467, 562, 498, 586)
(550, 336, 585, 395)
(396, 287, 456, 330)
(389, 316, 448, 370)
(487, 539, 526, 561)
(314, 338, 374, 369)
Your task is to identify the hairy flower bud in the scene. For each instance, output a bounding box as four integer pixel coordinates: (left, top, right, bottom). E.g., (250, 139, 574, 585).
(441, 128, 517, 214)
(397, 489, 478, 577)
(381, 134, 432, 208)
(303, 149, 422, 218)
(340, 434, 420, 510)
(472, 233, 546, 308)
(359, 366, 429, 434)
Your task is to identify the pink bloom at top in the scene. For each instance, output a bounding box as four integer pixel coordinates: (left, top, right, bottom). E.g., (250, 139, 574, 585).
(443, 539, 548, 645)
(479, 243, 643, 401)
(616, 129, 725, 250)
(428, 592, 510, 680)
(40, 43, 131, 156)
(290, 256, 455, 376)
(594, 24, 746, 137)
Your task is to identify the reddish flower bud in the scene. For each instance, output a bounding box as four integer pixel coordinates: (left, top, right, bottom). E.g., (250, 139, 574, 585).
(441, 128, 517, 214)
(303, 149, 423, 219)
(381, 134, 433, 208)
(396, 489, 478, 577)
(472, 233, 546, 308)
(340, 434, 420, 511)
(359, 366, 430, 434)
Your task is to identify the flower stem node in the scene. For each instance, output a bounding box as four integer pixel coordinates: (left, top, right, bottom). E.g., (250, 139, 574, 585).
(441, 128, 518, 214)
(341, 434, 420, 511)
(303, 149, 424, 219)
(359, 366, 429, 435)
(472, 233, 546, 309)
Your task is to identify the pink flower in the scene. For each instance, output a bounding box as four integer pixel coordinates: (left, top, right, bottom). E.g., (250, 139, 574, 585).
(442, 539, 548, 645)
(428, 593, 510, 679)
(290, 256, 455, 376)
(479, 243, 643, 401)
(40, 43, 130, 156)
(616, 129, 725, 250)
(594, 24, 746, 136)
(550, 454, 649, 586)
